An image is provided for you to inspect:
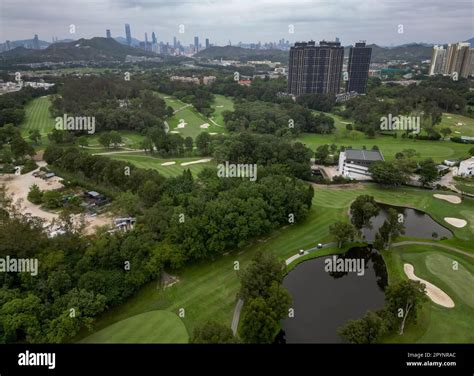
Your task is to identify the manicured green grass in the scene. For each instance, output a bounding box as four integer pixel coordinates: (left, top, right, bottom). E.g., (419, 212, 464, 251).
(107, 154, 214, 178)
(454, 178, 474, 195)
(80, 310, 188, 343)
(436, 113, 474, 138)
(297, 132, 472, 163)
(157, 92, 226, 139)
(210, 95, 234, 126)
(382, 245, 474, 343)
(76, 183, 474, 343)
(20, 96, 55, 147)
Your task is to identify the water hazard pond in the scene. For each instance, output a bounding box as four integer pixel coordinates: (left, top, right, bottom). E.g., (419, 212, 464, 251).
(280, 247, 387, 343)
(279, 205, 453, 343)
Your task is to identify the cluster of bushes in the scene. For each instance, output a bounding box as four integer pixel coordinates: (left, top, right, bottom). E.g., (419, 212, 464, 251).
(222, 99, 331, 136)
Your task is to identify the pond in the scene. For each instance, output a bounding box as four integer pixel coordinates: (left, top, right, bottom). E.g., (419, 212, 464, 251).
(279, 247, 387, 343)
(360, 204, 453, 242)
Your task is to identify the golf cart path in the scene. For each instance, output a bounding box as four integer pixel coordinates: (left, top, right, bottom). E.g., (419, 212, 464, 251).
(231, 299, 244, 335)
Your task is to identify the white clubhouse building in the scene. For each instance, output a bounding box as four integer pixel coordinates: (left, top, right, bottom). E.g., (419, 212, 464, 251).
(457, 157, 474, 177)
(338, 149, 384, 180)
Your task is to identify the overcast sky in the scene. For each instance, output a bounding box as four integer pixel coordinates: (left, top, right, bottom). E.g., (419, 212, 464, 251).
(1, 0, 473, 46)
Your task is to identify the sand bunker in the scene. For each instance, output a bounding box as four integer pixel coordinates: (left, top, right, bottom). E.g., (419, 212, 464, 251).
(177, 122, 187, 129)
(433, 194, 461, 204)
(169, 131, 180, 134)
(181, 158, 212, 166)
(200, 123, 210, 129)
(209, 132, 218, 135)
(404, 264, 454, 308)
(161, 161, 176, 166)
(444, 217, 467, 228)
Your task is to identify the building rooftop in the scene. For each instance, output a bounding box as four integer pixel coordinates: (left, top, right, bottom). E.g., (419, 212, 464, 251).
(345, 149, 384, 162)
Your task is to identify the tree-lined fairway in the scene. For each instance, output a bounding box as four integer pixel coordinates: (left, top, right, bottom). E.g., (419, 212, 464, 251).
(297, 132, 472, 163)
(76, 183, 474, 343)
(436, 113, 474, 138)
(20, 96, 55, 146)
(80, 310, 188, 343)
(210, 94, 234, 126)
(108, 154, 214, 177)
(157, 92, 226, 138)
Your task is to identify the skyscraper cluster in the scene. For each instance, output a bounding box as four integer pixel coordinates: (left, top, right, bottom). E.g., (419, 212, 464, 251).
(429, 42, 473, 78)
(288, 40, 371, 96)
(287, 40, 344, 96)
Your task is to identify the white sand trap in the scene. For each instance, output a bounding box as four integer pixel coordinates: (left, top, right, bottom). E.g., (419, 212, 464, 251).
(216, 105, 224, 108)
(177, 123, 187, 129)
(169, 131, 180, 133)
(433, 194, 461, 204)
(444, 217, 467, 228)
(455, 131, 461, 134)
(161, 161, 176, 166)
(404, 264, 455, 308)
(200, 123, 210, 129)
(209, 132, 218, 135)
(181, 158, 212, 166)
(447, 116, 452, 119)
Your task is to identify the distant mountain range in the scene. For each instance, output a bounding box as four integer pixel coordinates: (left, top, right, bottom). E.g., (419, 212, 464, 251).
(1, 37, 472, 65)
(0, 37, 155, 63)
(196, 40, 474, 63)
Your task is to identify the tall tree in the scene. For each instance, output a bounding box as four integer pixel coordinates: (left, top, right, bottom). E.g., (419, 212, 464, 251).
(329, 221, 358, 248)
(350, 195, 380, 230)
(385, 281, 426, 335)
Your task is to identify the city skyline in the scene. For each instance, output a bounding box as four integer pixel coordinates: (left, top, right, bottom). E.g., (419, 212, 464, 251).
(1, 0, 473, 46)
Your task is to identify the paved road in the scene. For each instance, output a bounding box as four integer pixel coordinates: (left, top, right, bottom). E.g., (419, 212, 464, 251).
(285, 242, 336, 265)
(391, 241, 474, 259)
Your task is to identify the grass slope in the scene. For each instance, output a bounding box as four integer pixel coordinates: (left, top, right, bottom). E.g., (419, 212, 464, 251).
(297, 132, 471, 163)
(436, 113, 474, 138)
(80, 310, 188, 343)
(108, 154, 214, 178)
(20, 96, 55, 147)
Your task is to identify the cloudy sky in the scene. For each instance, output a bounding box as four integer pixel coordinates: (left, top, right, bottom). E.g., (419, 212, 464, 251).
(1, 0, 473, 46)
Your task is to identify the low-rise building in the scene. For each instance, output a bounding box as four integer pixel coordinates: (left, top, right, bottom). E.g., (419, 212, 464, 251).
(443, 159, 457, 167)
(457, 157, 474, 177)
(338, 149, 384, 180)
